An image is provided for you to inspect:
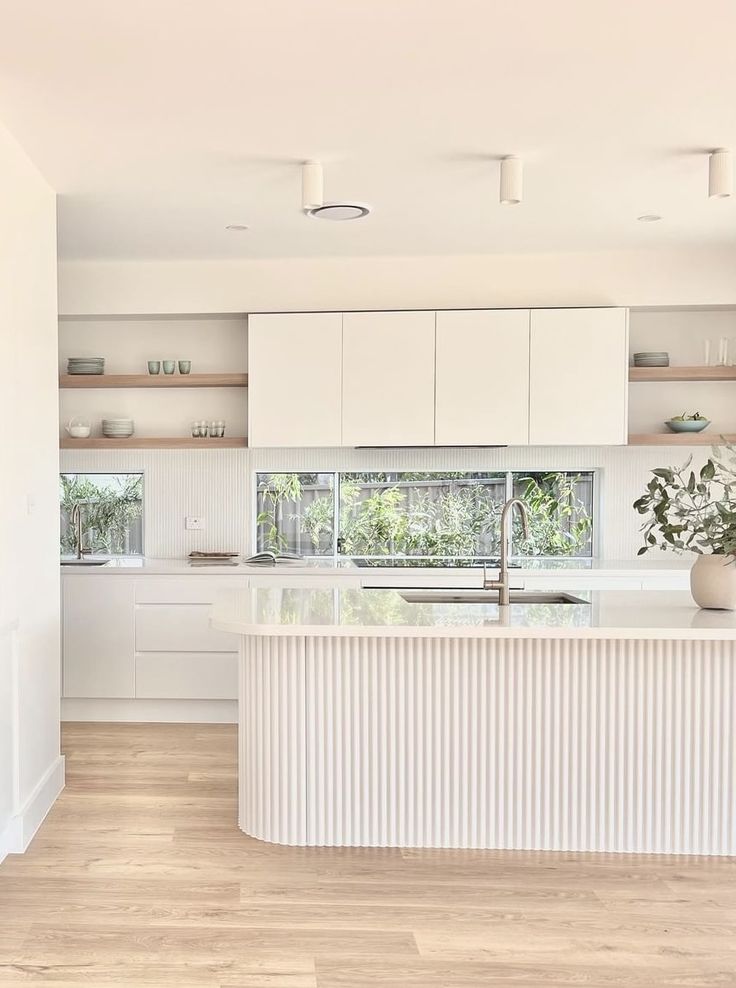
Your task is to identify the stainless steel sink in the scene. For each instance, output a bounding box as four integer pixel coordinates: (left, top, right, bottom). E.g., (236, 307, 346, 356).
(399, 590, 588, 605)
(60, 558, 109, 567)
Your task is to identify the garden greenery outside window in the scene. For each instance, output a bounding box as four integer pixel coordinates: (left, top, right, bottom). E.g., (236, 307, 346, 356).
(256, 471, 594, 562)
(60, 473, 144, 556)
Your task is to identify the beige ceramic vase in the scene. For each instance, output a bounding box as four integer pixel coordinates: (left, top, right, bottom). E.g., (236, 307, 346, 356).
(690, 553, 736, 610)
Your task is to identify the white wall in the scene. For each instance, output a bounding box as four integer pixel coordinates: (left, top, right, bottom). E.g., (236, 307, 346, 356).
(59, 443, 713, 562)
(0, 122, 62, 860)
(58, 247, 736, 315)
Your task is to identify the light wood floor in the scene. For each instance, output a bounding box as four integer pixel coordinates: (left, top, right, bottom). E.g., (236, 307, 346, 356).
(0, 724, 735, 987)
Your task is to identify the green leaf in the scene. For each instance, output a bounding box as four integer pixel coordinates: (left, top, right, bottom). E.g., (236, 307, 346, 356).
(700, 460, 716, 481)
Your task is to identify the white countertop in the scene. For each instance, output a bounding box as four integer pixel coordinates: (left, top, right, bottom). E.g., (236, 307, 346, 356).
(60, 555, 690, 579)
(60, 555, 276, 576)
(210, 586, 736, 641)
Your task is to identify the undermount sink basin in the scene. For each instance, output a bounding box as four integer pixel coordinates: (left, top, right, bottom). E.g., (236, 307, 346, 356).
(399, 590, 589, 605)
(60, 558, 109, 567)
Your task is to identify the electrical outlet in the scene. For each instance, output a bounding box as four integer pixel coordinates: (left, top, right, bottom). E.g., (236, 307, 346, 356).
(185, 516, 205, 531)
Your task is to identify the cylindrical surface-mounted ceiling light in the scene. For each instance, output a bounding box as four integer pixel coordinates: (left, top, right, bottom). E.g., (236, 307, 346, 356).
(708, 149, 733, 199)
(302, 160, 324, 211)
(500, 156, 522, 205)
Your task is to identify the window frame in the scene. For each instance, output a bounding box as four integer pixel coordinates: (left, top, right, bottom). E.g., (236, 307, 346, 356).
(253, 468, 599, 563)
(60, 471, 146, 557)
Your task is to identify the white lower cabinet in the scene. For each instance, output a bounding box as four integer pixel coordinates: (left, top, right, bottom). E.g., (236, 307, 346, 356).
(62, 575, 247, 703)
(135, 604, 237, 652)
(63, 577, 136, 698)
(133, 579, 244, 701)
(135, 652, 238, 700)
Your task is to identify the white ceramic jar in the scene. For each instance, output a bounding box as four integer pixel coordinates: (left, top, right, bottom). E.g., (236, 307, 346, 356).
(690, 553, 736, 610)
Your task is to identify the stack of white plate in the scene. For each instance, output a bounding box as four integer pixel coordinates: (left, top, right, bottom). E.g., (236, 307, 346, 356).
(102, 418, 134, 438)
(633, 351, 669, 367)
(67, 357, 105, 375)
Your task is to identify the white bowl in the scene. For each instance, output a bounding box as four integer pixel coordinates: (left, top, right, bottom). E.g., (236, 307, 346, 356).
(68, 426, 91, 438)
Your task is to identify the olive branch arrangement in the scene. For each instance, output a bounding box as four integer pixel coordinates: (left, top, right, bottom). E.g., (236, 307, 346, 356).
(634, 445, 736, 557)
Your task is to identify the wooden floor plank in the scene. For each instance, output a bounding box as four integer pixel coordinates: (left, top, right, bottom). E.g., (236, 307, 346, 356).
(0, 722, 734, 988)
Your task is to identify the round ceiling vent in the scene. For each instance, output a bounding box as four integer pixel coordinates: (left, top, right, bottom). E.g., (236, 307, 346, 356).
(306, 202, 371, 221)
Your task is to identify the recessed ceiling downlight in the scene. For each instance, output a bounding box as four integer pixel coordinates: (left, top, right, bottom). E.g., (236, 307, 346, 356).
(306, 202, 371, 221)
(637, 214, 662, 222)
(225, 224, 249, 231)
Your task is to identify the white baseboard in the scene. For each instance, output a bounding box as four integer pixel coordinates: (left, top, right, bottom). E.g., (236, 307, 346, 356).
(0, 755, 65, 858)
(61, 698, 237, 723)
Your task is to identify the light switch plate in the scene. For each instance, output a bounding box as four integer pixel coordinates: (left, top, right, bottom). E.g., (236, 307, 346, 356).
(185, 516, 205, 531)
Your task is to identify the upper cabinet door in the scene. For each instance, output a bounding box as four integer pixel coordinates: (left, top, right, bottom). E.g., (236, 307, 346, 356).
(435, 310, 530, 446)
(248, 313, 343, 447)
(342, 311, 436, 446)
(529, 308, 629, 445)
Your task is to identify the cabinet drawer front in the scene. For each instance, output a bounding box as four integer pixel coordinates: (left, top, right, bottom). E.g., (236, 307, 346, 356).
(135, 577, 248, 605)
(135, 652, 237, 699)
(136, 604, 237, 652)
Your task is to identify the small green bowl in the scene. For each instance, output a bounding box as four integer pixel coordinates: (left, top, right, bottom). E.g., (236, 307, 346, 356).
(665, 418, 710, 433)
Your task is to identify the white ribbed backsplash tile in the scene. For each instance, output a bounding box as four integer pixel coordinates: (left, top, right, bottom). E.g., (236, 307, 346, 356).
(60, 444, 712, 559)
(60, 448, 250, 557)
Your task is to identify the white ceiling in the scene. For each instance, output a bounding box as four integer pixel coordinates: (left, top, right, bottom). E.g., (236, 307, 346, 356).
(0, 0, 734, 261)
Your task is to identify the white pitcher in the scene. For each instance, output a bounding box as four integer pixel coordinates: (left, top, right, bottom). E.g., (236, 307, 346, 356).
(65, 417, 91, 439)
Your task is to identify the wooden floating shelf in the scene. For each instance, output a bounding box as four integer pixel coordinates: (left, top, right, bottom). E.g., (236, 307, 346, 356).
(628, 433, 736, 446)
(59, 373, 248, 389)
(60, 437, 248, 450)
(629, 366, 736, 382)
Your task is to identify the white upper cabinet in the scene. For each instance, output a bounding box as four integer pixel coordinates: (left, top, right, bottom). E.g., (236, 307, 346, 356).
(248, 312, 343, 447)
(435, 310, 530, 446)
(529, 308, 629, 445)
(248, 306, 629, 448)
(342, 311, 436, 446)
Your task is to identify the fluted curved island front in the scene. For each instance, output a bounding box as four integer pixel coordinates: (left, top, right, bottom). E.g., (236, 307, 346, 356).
(211, 586, 736, 856)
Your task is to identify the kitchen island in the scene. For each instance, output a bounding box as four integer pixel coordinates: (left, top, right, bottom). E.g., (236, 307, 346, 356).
(212, 586, 736, 856)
